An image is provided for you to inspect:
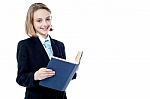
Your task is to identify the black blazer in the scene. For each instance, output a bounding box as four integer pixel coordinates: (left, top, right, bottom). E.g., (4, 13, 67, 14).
(16, 37, 76, 99)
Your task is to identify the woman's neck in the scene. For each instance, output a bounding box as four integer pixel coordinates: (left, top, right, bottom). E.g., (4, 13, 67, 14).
(36, 33, 48, 39)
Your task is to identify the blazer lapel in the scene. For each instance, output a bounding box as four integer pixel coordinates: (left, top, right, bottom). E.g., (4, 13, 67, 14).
(49, 36, 66, 59)
(33, 37, 50, 62)
(51, 39, 60, 57)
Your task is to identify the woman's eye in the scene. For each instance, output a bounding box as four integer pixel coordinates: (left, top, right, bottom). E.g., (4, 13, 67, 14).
(37, 20, 42, 22)
(46, 18, 50, 21)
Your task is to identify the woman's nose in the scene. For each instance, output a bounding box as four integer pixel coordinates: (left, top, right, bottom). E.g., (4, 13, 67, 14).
(42, 21, 48, 26)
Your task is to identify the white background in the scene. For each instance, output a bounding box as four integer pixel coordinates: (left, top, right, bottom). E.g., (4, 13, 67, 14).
(0, 0, 150, 99)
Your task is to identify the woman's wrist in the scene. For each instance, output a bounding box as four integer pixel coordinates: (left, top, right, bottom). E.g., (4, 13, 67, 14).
(34, 71, 39, 80)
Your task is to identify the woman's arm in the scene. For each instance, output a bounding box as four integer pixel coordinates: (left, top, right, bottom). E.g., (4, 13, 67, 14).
(16, 41, 39, 88)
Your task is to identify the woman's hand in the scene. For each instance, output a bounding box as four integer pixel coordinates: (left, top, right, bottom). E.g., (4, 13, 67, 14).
(34, 68, 55, 80)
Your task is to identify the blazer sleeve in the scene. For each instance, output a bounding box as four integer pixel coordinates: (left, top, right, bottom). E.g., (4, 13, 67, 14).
(16, 41, 39, 88)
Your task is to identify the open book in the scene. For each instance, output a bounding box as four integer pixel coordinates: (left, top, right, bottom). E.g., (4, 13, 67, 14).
(39, 51, 83, 91)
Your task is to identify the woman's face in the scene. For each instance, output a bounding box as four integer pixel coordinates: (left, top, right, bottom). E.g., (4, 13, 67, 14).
(33, 9, 51, 38)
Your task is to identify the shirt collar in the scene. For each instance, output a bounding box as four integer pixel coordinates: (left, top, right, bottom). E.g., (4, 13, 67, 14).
(37, 34, 51, 44)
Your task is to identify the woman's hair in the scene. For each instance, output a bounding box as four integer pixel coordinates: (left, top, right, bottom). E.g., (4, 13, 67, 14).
(25, 3, 52, 37)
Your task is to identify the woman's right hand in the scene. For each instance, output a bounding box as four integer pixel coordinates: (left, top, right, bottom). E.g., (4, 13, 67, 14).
(34, 68, 55, 80)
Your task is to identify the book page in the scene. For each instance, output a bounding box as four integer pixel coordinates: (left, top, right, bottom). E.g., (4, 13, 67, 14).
(75, 51, 83, 64)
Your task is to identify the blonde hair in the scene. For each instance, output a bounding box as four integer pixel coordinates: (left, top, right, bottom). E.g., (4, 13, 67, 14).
(25, 3, 51, 37)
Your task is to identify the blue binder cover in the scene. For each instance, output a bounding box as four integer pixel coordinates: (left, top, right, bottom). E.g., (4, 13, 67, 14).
(39, 57, 79, 91)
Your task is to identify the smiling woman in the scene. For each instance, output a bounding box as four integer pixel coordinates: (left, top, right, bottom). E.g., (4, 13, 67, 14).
(16, 3, 76, 99)
(33, 9, 52, 38)
(25, 3, 53, 37)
